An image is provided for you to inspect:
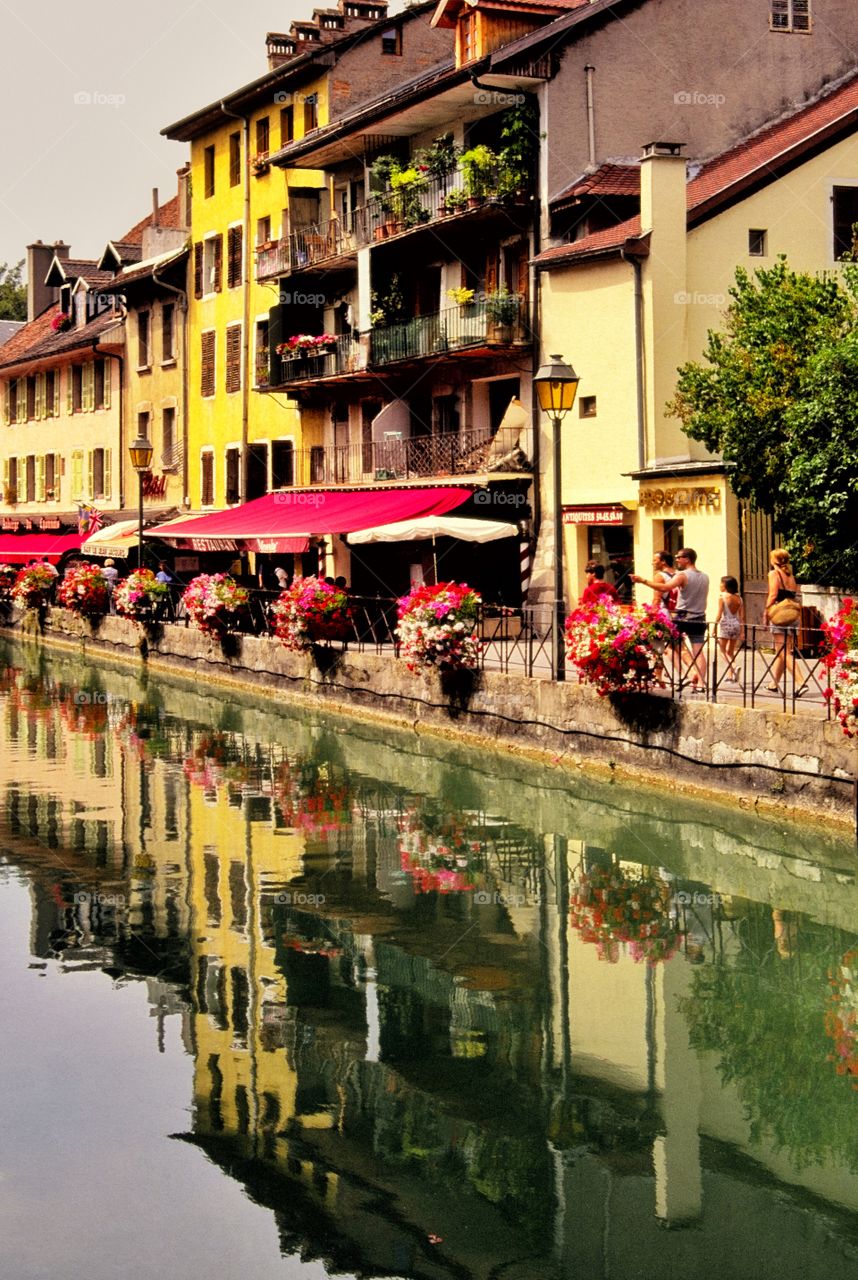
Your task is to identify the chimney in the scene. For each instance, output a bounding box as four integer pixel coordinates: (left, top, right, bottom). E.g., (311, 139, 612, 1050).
(26, 240, 64, 322)
(266, 32, 297, 69)
(152, 187, 160, 228)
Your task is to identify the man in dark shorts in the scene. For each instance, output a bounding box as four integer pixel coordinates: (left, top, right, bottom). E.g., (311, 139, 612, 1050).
(632, 548, 710, 690)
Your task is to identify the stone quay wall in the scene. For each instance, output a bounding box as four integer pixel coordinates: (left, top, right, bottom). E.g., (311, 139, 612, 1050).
(11, 609, 858, 832)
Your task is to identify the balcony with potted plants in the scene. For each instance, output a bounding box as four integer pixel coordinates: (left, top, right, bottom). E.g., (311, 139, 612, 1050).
(370, 289, 528, 367)
(255, 213, 361, 282)
(273, 332, 363, 385)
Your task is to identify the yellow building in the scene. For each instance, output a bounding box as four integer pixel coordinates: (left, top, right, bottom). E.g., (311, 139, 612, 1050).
(161, 0, 452, 521)
(535, 76, 858, 609)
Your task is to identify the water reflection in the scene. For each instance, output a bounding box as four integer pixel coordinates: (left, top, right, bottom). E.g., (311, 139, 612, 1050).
(2, 641, 858, 1278)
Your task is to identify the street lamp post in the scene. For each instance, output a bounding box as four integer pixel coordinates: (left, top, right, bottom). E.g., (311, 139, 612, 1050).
(534, 354, 580, 681)
(128, 431, 154, 571)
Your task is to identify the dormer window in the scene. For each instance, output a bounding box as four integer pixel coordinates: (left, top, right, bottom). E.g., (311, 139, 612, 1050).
(381, 26, 401, 54)
(60, 284, 72, 315)
(770, 0, 811, 31)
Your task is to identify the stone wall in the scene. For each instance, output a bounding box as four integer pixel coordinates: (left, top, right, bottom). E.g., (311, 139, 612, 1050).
(16, 609, 857, 830)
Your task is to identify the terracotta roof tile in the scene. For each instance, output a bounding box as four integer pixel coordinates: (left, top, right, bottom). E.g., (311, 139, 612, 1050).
(533, 215, 646, 266)
(688, 71, 858, 218)
(0, 307, 123, 372)
(119, 195, 182, 246)
(550, 163, 640, 209)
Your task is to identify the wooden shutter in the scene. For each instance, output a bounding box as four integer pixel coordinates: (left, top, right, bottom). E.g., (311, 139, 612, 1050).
(83, 363, 95, 412)
(35, 374, 44, 420)
(67, 368, 74, 415)
(51, 372, 59, 417)
(227, 226, 243, 289)
(3, 382, 9, 426)
(71, 450, 84, 501)
(212, 235, 223, 292)
(36, 455, 46, 502)
(102, 361, 111, 410)
(225, 324, 242, 393)
(87, 450, 95, 499)
(485, 251, 499, 295)
(201, 331, 216, 397)
(103, 449, 112, 500)
(2, 458, 8, 492)
(194, 242, 204, 299)
(201, 452, 214, 506)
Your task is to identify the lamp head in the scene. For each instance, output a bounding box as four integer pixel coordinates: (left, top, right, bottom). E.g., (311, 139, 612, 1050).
(534, 353, 579, 420)
(129, 433, 154, 473)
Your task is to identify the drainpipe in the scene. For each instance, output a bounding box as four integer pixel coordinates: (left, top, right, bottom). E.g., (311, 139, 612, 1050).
(584, 66, 596, 170)
(152, 261, 190, 506)
(621, 247, 646, 471)
(221, 100, 251, 502)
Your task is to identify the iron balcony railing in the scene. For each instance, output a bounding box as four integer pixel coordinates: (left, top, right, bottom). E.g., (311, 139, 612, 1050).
(276, 334, 362, 384)
(254, 165, 531, 279)
(290, 423, 532, 485)
(370, 298, 528, 365)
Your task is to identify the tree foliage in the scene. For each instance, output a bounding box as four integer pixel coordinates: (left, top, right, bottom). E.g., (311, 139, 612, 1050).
(0, 260, 26, 321)
(668, 258, 858, 587)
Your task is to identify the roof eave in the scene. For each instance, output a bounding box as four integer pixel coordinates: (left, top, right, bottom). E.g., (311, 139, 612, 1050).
(534, 231, 650, 269)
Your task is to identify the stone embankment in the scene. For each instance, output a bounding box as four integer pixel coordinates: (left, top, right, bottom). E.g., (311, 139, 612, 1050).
(12, 610, 858, 831)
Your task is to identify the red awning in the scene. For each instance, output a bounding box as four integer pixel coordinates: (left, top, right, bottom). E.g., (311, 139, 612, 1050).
(0, 531, 82, 564)
(148, 487, 473, 552)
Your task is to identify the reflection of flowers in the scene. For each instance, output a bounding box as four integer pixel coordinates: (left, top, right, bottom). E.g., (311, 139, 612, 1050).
(182, 732, 251, 790)
(56, 562, 109, 617)
(272, 758, 352, 835)
(396, 582, 482, 673)
(398, 806, 481, 894)
(569, 863, 682, 964)
(59, 696, 108, 738)
(826, 948, 858, 1085)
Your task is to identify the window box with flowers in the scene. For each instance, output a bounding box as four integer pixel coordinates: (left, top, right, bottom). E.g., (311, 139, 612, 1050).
(251, 153, 271, 175)
(51, 312, 73, 334)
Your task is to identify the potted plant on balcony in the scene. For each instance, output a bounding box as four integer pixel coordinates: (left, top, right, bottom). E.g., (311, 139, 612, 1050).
(461, 144, 496, 207)
(370, 154, 401, 237)
(496, 99, 538, 201)
(389, 166, 430, 230)
(444, 188, 467, 215)
(484, 288, 522, 340)
(446, 286, 475, 307)
(417, 133, 461, 214)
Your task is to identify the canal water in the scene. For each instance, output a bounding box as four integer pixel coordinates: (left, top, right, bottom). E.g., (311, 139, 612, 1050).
(1, 640, 858, 1280)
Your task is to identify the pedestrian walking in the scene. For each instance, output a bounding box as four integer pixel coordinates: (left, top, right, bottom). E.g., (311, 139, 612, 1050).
(764, 548, 804, 695)
(715, 575, 744, 682)
(632, 547, 710, 691)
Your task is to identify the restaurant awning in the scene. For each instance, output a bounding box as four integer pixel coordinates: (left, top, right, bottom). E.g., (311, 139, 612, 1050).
(0, 531, 82, 565)
(80, 519, 142, 559)
(348, 516, 518, 544)
(147, 487, 473, 553)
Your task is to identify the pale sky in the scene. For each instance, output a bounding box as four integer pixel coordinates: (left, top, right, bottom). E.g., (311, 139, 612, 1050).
(0, 0, 329, 272)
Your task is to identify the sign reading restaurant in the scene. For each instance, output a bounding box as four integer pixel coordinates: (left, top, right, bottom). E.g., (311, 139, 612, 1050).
(562, 505, 626, 525)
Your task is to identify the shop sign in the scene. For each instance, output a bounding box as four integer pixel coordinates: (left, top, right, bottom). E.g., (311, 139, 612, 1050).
(179, 537, 239, 552)
(39, 517, 61, 530)
(142, 473, 168, 499)
(562, 505, 626, 525)
(2, 518, 19, 531)
(640, 485, 721, 512)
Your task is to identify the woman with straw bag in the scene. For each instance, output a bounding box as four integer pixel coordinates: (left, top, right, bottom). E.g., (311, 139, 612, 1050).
(764, 549, 803, 695)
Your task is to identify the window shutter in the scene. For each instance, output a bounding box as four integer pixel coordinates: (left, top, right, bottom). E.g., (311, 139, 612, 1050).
(213, 235, 223, 292)
(2, 458, 9, 492)
(36, 455, 46, 502)
(71, 450, 84, 501)
(2, 382, 9, 426)
(86, 450, 95, 499)
(225, 324, 242, 393)
(103, 449, 112, 500)
(485, 251, 499, 295)
(35, 374, 43, 420)
(67, 369, 74, 415)
(12, 378, 20, 424)
(268, 304, 285, 386)
(103, 362, 111, 409)
(227, 226, 243, 288)
(194, 242, 204, 299)
(201, 331, 216, 397)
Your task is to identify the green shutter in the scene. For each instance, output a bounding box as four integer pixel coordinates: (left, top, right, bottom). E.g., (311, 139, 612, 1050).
(103, 361, 111, 410)
(36, 455, 45, 502)
(86, 450, 94, 499)
(67, 369, 74, 415)
(83, 363, 94, 412)
(35, 375, 43, 420)
(52, 375, 60, 418)
(103, 449, 112, 501)
(2, 382, 9, 427)
(71, 450, 84, 501)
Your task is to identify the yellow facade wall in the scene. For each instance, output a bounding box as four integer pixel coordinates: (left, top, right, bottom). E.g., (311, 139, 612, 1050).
(186, 73, 330, 508)
(123, 302, 185, 517)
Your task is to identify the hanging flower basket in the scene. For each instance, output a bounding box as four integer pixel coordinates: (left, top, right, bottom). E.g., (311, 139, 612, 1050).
(182, 573, 249, 634)
(822, 598, 858, 737)
(0, 564, 19, 598)
(114, 569, 168, 624)
(12, 564, 56, 609)
(56, 562, 109, 618)
(271, 576, 353, 651)
(565, 600, 678, 696)
(396, 581, 482, 673)
(569, 863, 683, 965)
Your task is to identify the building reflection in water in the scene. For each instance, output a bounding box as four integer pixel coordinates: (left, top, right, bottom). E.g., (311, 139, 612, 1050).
(2, 645, 858, 1280)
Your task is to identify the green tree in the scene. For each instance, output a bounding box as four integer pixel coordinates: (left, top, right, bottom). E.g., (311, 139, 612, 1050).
(668, 258, 858, 587)
(0, 260, 26, 321)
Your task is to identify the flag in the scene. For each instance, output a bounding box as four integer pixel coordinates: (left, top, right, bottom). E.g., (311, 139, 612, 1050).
(78, 504, 103, 537)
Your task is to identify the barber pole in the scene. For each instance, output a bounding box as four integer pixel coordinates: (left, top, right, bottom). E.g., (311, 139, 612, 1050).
(520, 538, 533, 598)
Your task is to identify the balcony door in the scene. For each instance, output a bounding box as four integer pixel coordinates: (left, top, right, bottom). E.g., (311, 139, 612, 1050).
(246, 444, 269, 502)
